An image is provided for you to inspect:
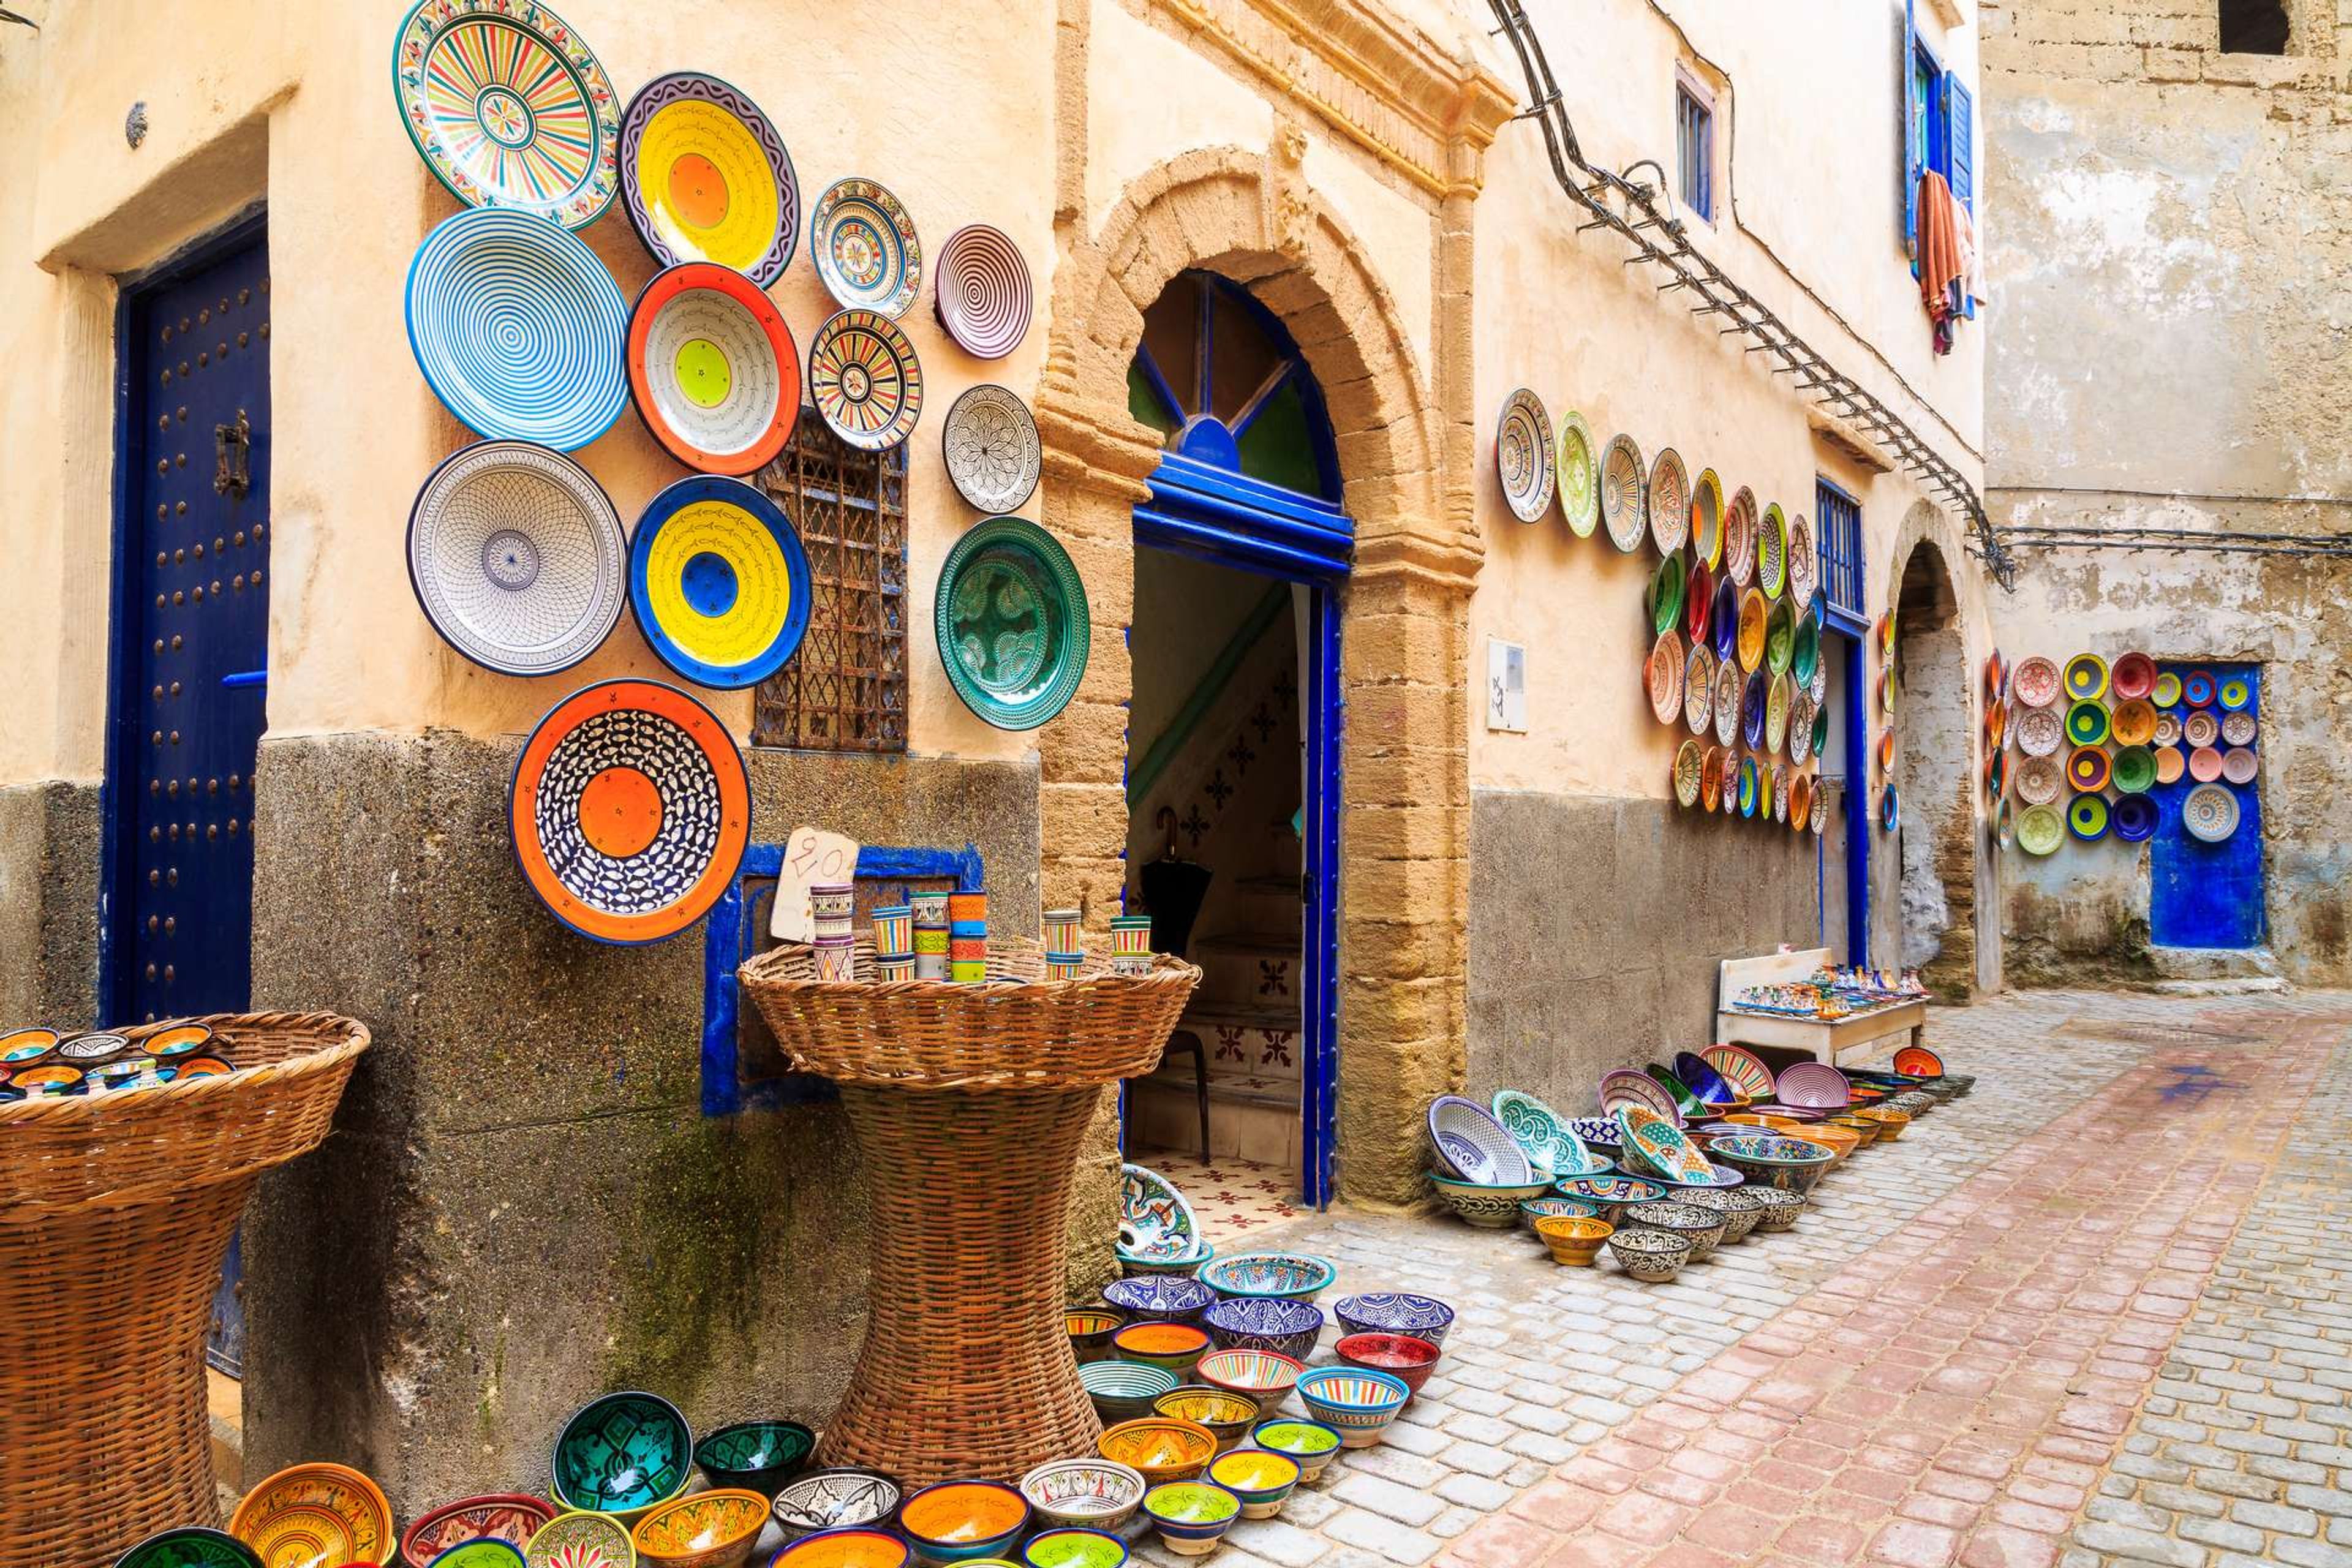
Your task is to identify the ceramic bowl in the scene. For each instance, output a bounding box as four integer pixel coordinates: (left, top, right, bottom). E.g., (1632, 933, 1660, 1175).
(770, 1526, 914, 1567)
(1642, 1159, 1746, 1193)
(1195, 1251, 1336, 1302)
(230, 1462, 398, 1568)
(1019, 1526, 1128, 1568)
(523, 1509, 638, 1568)
(1207, 1447, 1302, 1518)
(1826, 1113, 1879, 1148)
(1193, 1347, 1305, 1416)
(1017, 1457, 1149, 1531)
(1746, 1188, 1807, 1232)
(695, 1420, 816, 1499)
(771, 1469, 905, 1545)
(428, 1543, 527, 1567)
(1677, 1186, 1764, 1243)
(118, 1529, 266, 1568)
(1709, 1133, 1837, 1194)
(399, 1494, 559, 1568)
(1331, 1292, 1453, 1348)
(1101, 1276, 1215, 1325)
(1154, 1386, 1262, 1450)
(1519, 1195, 1600, 1229)
(632, 1487, 770, 1568)
(1203, 1297, 1325, 1363)
(1620, 1200, 1729, 1260)
(1117, 1243, 1214, 1278)
(1248, 1419, 1344, 1483)
(1080, 1359, 1182, 1423)
(550, 1390, 695, 1523)
(1863, 1107, 1914, 1140)
(895, 1480, 1031, 1566)
(1295, 1366, 1411, 1448)
(1608, 1227, 1692, 1281)
(1111, 1320, 1210, 1379)
(1334, 1332, 1442, 1395)
(1428, 1171, 1553, 1228)
(1097, 1417, 1219, 1485)
(1532, 1215, 1613, 1265)
(1066, 1310, 1125, 1363)
(1553, 1173, 1670, 1221)
(1140, 1482, 1242, 1558)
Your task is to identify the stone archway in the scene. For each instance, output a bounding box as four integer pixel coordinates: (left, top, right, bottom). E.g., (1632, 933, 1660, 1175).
(1034, 141, 1473, 1206)
(1890, 530, 1978, 1000)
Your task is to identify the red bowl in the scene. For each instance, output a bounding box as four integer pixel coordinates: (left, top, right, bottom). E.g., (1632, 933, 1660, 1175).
(1333, 1332, 1441, 1396)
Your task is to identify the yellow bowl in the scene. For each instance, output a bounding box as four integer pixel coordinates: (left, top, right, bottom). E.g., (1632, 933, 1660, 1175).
(631, 1488, 769, 1568)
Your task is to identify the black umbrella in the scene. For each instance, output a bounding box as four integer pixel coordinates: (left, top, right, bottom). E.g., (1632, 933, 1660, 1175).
(1140, 805, 1214, 959)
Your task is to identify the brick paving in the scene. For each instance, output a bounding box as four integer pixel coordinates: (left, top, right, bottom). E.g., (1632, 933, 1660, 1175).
(1112, 990, 2352, 1568)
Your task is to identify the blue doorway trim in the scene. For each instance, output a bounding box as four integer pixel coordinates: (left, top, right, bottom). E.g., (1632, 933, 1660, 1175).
(1833, 625, 1870, 965)
(2149, 662, 2266, 949)
(1300, 587, 1342, 1207)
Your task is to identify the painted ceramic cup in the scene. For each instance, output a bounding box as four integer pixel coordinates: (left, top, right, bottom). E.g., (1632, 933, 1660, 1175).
(910, 888, 952, 925)
(1046, 952, 1085, 981)
(1109, 914, 1153, 954)
(811, 883, 855, 919)
(948, 891, 989, 924)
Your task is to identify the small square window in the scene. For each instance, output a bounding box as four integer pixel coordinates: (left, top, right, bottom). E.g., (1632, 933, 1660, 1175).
(2219, 0, 2290, 53)
(1675, 78, 1714, 222)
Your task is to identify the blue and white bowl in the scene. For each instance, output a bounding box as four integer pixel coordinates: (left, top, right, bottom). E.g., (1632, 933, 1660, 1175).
(1195, 1252, 1336, 1303)
(1117, 1241, 1215, 1278)
(1331, 1292, 1454, 1349)
(1295, 1366, 1411, 1448)
(1102, 1275, 1216, 1325)
(1202, 1297, 1324, 1363)
(1079, 1360, 1181, 1424)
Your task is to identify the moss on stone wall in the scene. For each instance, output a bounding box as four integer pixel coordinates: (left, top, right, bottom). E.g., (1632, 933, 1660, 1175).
(602, 1114, 767, 1401)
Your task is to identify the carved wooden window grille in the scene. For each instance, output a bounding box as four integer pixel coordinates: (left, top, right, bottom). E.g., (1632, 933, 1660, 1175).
(751, 409, 908, 751)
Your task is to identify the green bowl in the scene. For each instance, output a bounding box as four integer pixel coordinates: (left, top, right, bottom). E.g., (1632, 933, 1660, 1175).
(551, 1390, 693, 1518)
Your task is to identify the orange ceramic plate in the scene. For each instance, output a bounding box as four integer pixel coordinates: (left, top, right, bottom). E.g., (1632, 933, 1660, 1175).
(626, 262, 801, 475)
(1893, 1044, 1943, 1077)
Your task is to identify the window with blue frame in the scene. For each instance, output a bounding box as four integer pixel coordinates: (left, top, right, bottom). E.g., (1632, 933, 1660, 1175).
(1675, 75, 1714, 222)
(1899, 10, 1974, 263)
(1815, 478, 1864, 621)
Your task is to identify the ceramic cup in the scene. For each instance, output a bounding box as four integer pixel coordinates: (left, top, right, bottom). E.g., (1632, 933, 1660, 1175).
(871, 904, 913, 956)
(811, 883, 855, 920)
(1110, 915, 1153, 955)
(812, 938, 856, 984)
(1047, 952, 1085, 981)
(910, 889, 952, 925)
(1044, 907, 1082, 950)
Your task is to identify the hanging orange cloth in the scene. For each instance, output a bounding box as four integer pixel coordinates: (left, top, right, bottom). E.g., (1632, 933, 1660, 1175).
(1917, 170, 1964, 317)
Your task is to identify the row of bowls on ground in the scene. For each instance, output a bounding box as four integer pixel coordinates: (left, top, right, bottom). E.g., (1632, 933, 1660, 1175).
(116, 1267, 1452, 1568)
(1423, 1060, 1975, 1282)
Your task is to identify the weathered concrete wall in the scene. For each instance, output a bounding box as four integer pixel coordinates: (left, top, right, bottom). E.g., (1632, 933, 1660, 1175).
(1465, 789, 1820, 1109)
(1982, 0, 2352, 984)
(0, 780, 101, 1028)
(243, 733, 1044, 1512)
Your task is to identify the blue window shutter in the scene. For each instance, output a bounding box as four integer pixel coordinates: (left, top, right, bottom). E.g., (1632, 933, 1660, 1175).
(1901, 0, 1918, 257)
(1945, 75, 1973, 214)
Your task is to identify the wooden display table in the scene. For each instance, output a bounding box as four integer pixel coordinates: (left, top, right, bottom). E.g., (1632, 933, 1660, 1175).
(1714, 947, 1926, 1070)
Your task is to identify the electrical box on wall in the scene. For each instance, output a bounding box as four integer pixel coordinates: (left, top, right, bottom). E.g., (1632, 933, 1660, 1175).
(1487, 638, 1527, 732)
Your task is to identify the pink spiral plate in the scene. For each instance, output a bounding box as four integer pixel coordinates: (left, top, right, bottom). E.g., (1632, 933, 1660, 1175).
(935, 223, 1033, 360)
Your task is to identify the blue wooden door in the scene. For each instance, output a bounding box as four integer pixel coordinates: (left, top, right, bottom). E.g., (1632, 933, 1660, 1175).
(107, 224, 271, 1371)
(2149, 662, 2264, 949)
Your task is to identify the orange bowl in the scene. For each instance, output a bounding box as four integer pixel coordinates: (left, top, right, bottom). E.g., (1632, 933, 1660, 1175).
(1098, 1417, 1219, 1484)
(631, 1488, 770, 1568)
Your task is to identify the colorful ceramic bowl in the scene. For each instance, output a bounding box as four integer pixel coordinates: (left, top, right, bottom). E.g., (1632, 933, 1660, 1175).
(1202, 1297, 1325, 1363)
(1332, 1292, 1453, 1348)
(1079, 1359, 1182, 1423)
(1154, 1386, 1262, 1450)
(1532, 1215, 1614, 1265)
(1115, 1243, 1214, 1278)
(551, 1391, 695, 1523)
(631, 1487, 769, 1568)
(1066, 1310, 1125, 1363)
(1709, 1133, 1838, 1194)
(1112, 1321, 1211, 1379)
(1101, 1276, 1215, 1325)
(1334, 1332, 1442, 1395)
(400, 1494, 560, 1568)
(1248, 1419, 1345, 1483)
(1608, 1227, 1692, 1281)
(1553, 1173, 1670, 1221)
(695, 1420, 816, 1499)
(1520, 1196, 1602, 1229)
(771, 1469, 905, 1545)
(769, 1526, 914, 1567)
(1195, 1252, 1336, 1302)
(1619, 1200, 1729, 1261)
(1017, 1457, 1148, 1531)
(895, 1480, 1031, 1566)
(1193, 1347, 1305, 1416)
(1097, 1417, 1220, 1485)
(1207, 1447, 1302, 1518)
(1746, 1188, 1808, 1232)
(522, 1509, 636, 1568)
(1019, 1528, 1128, 1568)
(1641, 1161, 1746, 1193)
(1428, 1172, 1553, 1228)
(1140, 1482, 1242, 1557)
(1858, 1106, 1912, 1141)
(428, 1542, 527, 1568)
(1294, 1366, 1411, 1448)
(1676, 1186, 1766, 1243)
(1826, 1113, 1879, 1148)
(230, 1462, 398, 1568)
(117, 1529, 265, 1568)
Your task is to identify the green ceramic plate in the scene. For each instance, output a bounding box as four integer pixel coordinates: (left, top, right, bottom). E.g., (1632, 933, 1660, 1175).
(1765, 597, 1794, 676)
(2065, 699, 2111, 747)
(1792, 609, 1819, 688)
(115, 1529, 264, 1568)
(2016, 802, 2064, 856)
(2111, 745, 2156, 794)
(937, 515, 1091, 731)
(1556, 410, 1599, 538)
(1648, 552, 1684, 637)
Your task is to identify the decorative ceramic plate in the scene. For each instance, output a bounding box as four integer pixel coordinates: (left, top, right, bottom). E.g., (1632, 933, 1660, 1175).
(1775, 1061, 1850, 1111)
(1647, 554, 1685, 638)
(406, 208, 630, 450)
(2065, 700, 2111, 747)
(1738, 757, 1760, 816)
(393, 0, 619, 228)
(1812, 775, 1831, 833)
(1684, 644, 1715, 735)
(1785, 513, 1815, 606)
(1875, 728, 1896, 777)
(934, 223, 1033, 360)
(1792, 609, 1819, 690)
(1426, 1095, 1532, 1185)
(1790, 692, 1816, 766)
(1598, 1068, 1681, 1126)
(1556, 410, 1600, 537)
(625, 264, 799, 475)
(1615, 1106, 1714, 1184)
(1813, 701, 1829, 758)
(1702, 1046, 1774, 1101)
(1736, 589, 1766, 674)
(1723, 486, 1757, 586)
(1713, 657, 1741, 745)
(619, 72, 797, 284)
(2151, 670, 2183, 707)
(2221, 710, 2256, 747)
(495, 571, 712, 782)
(1684, 556, 1713, 645)
(1489, 1089, 1590, 1175)
(1600, 434, 1647, 552)
(2013, 656, 2060, 709)
(510, 680, 750, 944)
(1789, 772, 1814, 834)
(1743, 673, 1766, 750)
(1646, 630, 1684, 726)
(2152, 712, 2182, 747)
(1765, 598, 1794, 677)
(809, 308, 924, 451)
(2111, 745, 2156, 794)
(2068, 793, 2109, 840)
(402, 1494, 557, 1568)
(2182, 709, 2220, 749)
(937, 514, 1091, 731)
(2109, 651, 2155, 701)
(116, 1528, 265, 1568)
(230, 1462, 396, 1568)
(2218, 676, 2252, 711)
(2064, 653, 2109, 701)
(2114, 793, 2158, 843)
(1700, 746, 1724, 812)
(630, 476, 812, 688)
(1881, 785, 1901, 831)
(2154, 746, 2185, 785)
(1119, 1163, 1199, 1260)
(1766, 673, 1791, 756)
(1648, 448, 1689, 555)
(2189, 746, 2224, 782)
(1674, 738, 1703, 808)
(1690, 467, 1724, 567)
(941, 383, 1042, 513)
(2016, 802, 2064, 856)
(1758, 503, 1788, 599)
(2223, 747, 2258, 785)
(2182, 669, 2217, 707)
(2068, 745, 2112, 793)
(811, 177, 921, 317)
(1494, 389, 1555, 523)
(1773, 761, 1792, 823)
(2016, 755, 2062, 805)
(2015, 706, 2063, 758)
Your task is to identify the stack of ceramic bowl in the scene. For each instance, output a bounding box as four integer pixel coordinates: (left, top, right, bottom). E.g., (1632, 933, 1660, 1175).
(948, 890, 989, 982)
(812, 882, 855, 982)
(1045, 905, 1084, 981)
(1109, 913, 1155, 976)
(1425, 1095, 1550, 1225)
(911, 889, 952, 979)
(870, 902, 914, 982)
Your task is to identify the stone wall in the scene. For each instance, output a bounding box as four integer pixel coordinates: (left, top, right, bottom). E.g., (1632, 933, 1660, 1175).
(241, 732, 1045, 1514)
(0, 779, 101, 1028)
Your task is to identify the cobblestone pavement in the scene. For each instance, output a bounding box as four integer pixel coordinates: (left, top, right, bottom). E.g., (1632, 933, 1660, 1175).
(1111, 990, 2352, 1568)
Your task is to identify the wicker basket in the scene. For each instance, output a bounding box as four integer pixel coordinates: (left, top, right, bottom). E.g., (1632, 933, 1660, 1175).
(0, 1012, 370, 1568)
(737, 939, 1199, 1483)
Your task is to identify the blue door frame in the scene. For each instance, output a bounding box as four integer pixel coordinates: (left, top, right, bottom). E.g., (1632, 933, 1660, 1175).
(1825, 616, 1870, 965)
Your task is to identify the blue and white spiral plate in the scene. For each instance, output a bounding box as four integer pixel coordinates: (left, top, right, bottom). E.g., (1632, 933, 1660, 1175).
(406, 207, 630, 451)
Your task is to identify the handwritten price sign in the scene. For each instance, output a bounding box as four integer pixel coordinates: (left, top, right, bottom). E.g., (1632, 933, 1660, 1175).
(768, 824, 862, 941)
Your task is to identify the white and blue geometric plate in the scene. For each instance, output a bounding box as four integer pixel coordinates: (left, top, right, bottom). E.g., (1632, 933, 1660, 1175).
(1487, 1089, 1590, 1176)
(1118, 1163, 1198, 1261)
(1425, 1095, 1532, 1185)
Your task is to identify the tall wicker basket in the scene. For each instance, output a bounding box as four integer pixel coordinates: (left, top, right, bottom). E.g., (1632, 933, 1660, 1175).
(0, 1012, 369, 1568)
(737, 940, 1198, 1486)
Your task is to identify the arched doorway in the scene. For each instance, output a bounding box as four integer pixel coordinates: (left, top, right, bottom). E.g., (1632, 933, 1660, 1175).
(1892, 541, 1976, 998)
